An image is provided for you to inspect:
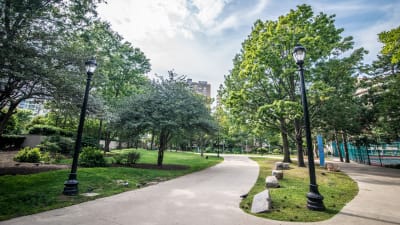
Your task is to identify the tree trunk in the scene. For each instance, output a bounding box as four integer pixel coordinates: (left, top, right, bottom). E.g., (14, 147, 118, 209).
(334, 129, 343, 162)
(294, 119, 305, 167)
(0, 103, 18, 136)
(342, 131, 350, 163)
(279, 117, 291, 163)
(104, 130, 111, 152)
(150, 129, 155, 150)
(157, 129, 169, 166)
(97, 119, 103, 147)
(313, 140, 319, 158)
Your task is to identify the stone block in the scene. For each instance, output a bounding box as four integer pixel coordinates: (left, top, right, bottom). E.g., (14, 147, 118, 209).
(265, 176, 280, 188)
(282, 163, 290, 169)
(325, 162, 340, 172)
(251, 190, 271, 213)
(274, 162, 284, 170)
(272, 170, 283, 179)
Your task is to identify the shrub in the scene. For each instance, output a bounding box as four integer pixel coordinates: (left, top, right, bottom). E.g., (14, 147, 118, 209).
(79, 147, 106, 167)
(113, 154, 127, 165)
(205, 147, 214, 153)
(46, 136, 74, 155)
(28, 125, 73, 137)
(14, 147, 42, 163)
(38, 141, 61, 154)
(0, 135, 25, 150)
(81, 136, 101, 148)
(127, 151, 141, 165)
(273, 149, 281, 154)
(41, 152, 51, 163)
(256, 147, 268, 155)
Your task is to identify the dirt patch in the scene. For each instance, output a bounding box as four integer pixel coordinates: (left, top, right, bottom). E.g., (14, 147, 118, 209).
(111, 163, 189, 170)
(1, 151, 188, 176)
(0, 151, 69, 176)
(0, 164, 69, 175)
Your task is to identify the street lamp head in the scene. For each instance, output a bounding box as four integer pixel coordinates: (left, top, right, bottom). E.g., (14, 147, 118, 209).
(85, 59, 97, 75)
(293, 44, 306, 65)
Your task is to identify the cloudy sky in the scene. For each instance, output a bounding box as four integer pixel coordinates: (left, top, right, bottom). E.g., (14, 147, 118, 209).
(97, 0, 400, 99)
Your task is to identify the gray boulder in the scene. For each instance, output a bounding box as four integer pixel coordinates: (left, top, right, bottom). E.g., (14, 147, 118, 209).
(272, 170, 283, 179)
(266, 176, 280, 188)
(251, 190, 271, 213)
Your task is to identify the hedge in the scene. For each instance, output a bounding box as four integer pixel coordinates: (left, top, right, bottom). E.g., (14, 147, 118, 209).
(0, 135, 25, 151)
(28, 125, 73, 137)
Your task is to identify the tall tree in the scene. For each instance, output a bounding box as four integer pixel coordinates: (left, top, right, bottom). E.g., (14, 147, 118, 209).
(0, 0, 101, 136)
(360, 26, 400, 141)
(379, 26, 400, 64)
(221, 5, 360, 165)
(117, 72, 216, 166)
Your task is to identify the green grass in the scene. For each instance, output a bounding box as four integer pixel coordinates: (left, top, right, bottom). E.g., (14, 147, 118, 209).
(240, 157, 358, 222)
(0, 149, 222, 221)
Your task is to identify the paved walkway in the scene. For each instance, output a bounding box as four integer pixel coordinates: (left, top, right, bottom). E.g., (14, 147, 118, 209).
(1, 155, 400, 225)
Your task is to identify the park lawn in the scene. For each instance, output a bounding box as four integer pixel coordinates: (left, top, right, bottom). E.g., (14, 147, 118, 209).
(240, 157, 358, 222)
(0, 149, 222, 221)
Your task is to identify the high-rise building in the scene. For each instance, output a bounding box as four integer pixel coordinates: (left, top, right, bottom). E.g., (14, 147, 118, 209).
(187, 79, 211, 98)
(18, 98, 48, 116)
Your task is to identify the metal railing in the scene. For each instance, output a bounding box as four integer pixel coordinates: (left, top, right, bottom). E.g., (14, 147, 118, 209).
(332, 142, 400, 166)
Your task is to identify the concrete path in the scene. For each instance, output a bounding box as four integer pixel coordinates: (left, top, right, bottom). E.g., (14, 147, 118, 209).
(1, 156, 400, 225)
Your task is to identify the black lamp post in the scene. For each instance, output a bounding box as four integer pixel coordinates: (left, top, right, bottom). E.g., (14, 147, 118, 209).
(293, 45, 325, 211)
(63, 59, 97, 195)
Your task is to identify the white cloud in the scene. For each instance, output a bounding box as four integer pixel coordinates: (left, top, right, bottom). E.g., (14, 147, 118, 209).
(97, 0, 400, 99)
(192, 0, 227, 27)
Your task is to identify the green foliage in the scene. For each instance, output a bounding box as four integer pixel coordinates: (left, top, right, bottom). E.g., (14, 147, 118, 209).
(81, 135, 100, 148)
(116, 72, 216, 166)
(0, 0, 102, 136)
(220, 4, 366, 163)
(28, 125, 73, 137)
(14, 147, 42, 163)
(379, 26, 400, 64)
(40, 152, 51, 163)
(273, 149, 281, 154)
(255, 147, 268, 154)
(127, 151, 141, 165)
(79, 147, 106, 167)
(0, 135, 25, 150)
(0, 109, 32, 135)
(241, 157, 358, 222)
(0, 150, 222, 221)
(38, 135, 75, 155)
(37, 141, 61, 154)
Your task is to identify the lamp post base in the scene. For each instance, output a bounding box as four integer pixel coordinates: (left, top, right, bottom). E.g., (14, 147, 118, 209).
(306, 185, 325, 211)
(63, 178, 79, 195)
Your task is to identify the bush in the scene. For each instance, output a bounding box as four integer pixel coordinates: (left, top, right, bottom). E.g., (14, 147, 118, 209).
(28, 125, 73, 137)
(0, 135, 25, 150)
(113, 154, 127, 165)
(127, 151, 141, 165)
(14, 147, 42, 163)
(273, 149, 281, 154)
(38, 141, 61, 154)
(82, 136, 100, 148)
(46, 135, 74, 155)
(255, 147, 268, 155)
(41, 152, 51, 163)
(79, 147, 106, 167)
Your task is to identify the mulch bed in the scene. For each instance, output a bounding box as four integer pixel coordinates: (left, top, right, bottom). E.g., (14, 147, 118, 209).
(110, 163, 190, 170)
(0, 163, 189, 176)
(0, 164, 69, 176)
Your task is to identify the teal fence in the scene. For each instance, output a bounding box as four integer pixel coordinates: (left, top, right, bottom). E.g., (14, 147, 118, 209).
(332, 142, 400, 166)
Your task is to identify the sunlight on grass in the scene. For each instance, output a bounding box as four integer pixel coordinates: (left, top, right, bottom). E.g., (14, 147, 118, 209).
(0, 150, 222, 221)
(240, 157, 358, 222)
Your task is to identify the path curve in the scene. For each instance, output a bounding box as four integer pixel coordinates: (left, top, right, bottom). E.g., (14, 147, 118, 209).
(1, 156, 400, 225)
